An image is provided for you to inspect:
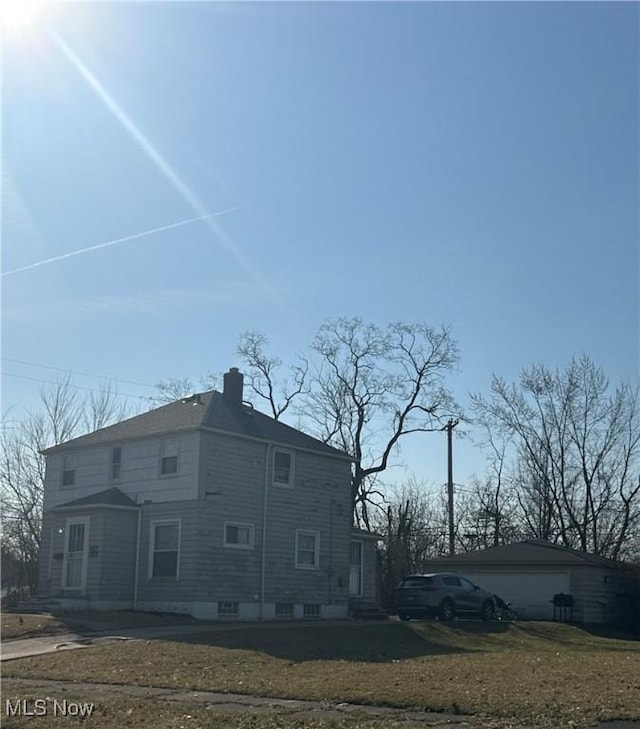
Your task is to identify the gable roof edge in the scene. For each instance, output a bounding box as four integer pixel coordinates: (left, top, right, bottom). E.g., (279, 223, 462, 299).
(199, 425, 353, 461)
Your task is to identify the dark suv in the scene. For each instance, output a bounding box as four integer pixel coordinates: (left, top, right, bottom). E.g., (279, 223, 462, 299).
(396, 572, 495, 621)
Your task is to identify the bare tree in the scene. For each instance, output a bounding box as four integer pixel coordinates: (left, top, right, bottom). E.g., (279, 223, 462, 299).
(1, 379, 134, 597)
(307, 318, 460, 524)
(371, 478, 448, 608)
(153, 374, 218, 405)
(472, 356, 640, 559)
(458, 425, 520, 550)
(237, 332, 308, 420)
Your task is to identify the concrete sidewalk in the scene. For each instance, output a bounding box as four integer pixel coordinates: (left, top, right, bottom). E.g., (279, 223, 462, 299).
(1, 622, 244, 661)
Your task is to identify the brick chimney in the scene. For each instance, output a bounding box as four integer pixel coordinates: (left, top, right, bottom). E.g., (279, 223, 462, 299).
(223, 367, 244, 405)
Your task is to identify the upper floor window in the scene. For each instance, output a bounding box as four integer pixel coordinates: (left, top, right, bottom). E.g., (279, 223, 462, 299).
(273, 449, 294, 487)
(224, 522, 254, 549)
(160, 439, 179, 476)
(149, 520, 180, 578)
(110, 446, 122, 481)
(61, 453, 76, 487)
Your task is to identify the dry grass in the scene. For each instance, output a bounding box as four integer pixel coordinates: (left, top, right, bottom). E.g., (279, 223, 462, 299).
(1, 614, 72, 641)
(4, 621, 640, 728)
(1, 610, 195, 641)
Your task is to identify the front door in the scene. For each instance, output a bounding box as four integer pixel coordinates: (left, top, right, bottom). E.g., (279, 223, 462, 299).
(349, 540, 363, 596)
(62, 517, 89, 593)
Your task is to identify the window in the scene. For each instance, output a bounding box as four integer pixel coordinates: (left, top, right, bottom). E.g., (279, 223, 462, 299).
(273, 449, 294, 487)
(110, 446, 122, 481)
(224, 522, 254, 549)
(61, 453, 76, 486)
(295, 529, 319, 570)
(218, 601, 239, 616)
(303, 603, 321, 618)
(160, 439, 179, 476)
(441, 576, 462, 587)
(149, 521, 180, 578)
(275, 602, 294, 618)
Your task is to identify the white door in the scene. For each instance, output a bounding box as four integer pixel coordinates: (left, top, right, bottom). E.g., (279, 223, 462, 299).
(62, 517, 89, 592)
(349, 541, 363, 596)
(465, 570, 571, 620)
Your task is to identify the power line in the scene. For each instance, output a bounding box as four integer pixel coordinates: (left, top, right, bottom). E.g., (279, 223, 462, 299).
(3, 372, 154, 401)
(1, 357, 156, 389)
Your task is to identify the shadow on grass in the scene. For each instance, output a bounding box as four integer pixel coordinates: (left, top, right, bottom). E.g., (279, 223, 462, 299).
(518, 620, 640, 647)
(1, 609, 198, 641)
(173, 621, 480, 662)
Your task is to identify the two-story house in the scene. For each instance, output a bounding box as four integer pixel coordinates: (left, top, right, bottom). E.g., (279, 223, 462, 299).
(38, 368, 379, 619)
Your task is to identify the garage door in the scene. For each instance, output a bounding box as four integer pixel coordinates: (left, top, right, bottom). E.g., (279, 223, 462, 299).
(462, 571, 571, 620)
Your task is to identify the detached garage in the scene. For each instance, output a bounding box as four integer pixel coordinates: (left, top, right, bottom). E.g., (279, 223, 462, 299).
(419, 539, 639, 624)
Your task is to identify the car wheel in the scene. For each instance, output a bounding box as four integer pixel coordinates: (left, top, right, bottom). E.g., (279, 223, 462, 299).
(480, 600, 495, 621)
(439, 599, 455, 621)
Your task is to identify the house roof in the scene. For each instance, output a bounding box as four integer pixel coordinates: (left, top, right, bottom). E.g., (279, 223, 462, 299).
(423, 539, 626, 568)
(41, 390, 350, 460)
(53, 487, 139, 510)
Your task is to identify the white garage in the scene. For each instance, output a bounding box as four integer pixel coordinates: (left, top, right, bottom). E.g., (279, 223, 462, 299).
(418, 539, 639, 624)
(458, 570, 570, 620)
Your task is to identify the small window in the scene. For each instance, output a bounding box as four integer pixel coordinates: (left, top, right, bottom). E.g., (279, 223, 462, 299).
(275, 602, 294, 618)
(303, 603, 321, 618)
(295, 529, 319, 570)
(224, 522, 254, 549)
(218, 601, 239, 616)
(111, 446, 122, 481)
(273, 449, 294, 487)
(161, 439, 179, 476)
(62, 453, 76, 486)
(150, 521, 180, 578)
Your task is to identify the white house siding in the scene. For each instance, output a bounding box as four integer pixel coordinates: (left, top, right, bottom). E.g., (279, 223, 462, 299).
(137, 500, 203, 606)
(262, 448, 352, 611)
(38, 508, 138, 609)
(134, 432, 353, 618)
(43, 432, 200, 510)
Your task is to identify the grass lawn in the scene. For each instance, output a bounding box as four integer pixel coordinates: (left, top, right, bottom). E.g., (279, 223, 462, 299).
(4, 621, 640, 728)
(1, 610, 195, 641)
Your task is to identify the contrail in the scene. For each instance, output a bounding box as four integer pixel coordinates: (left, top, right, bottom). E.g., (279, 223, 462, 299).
(1, 208, 239, 277)
(44, 29, 267, 289)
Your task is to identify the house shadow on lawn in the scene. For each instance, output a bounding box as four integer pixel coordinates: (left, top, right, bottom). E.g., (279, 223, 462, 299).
(173, 620, 500, 663)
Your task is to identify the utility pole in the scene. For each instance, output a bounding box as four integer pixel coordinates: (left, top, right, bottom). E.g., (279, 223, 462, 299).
(443, 418, 459, 556)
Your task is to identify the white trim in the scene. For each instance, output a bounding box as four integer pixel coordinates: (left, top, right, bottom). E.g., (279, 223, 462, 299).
(295, 529, 320, 570)
(148, 519, 182, 579)
(61, 516, 90, 593)
(223, 521, 255, 549)
(272, 448, 295, 488)
(53, 503, 139, 512)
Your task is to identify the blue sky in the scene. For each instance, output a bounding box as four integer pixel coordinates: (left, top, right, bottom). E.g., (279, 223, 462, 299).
(2, 1, 639, 494)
